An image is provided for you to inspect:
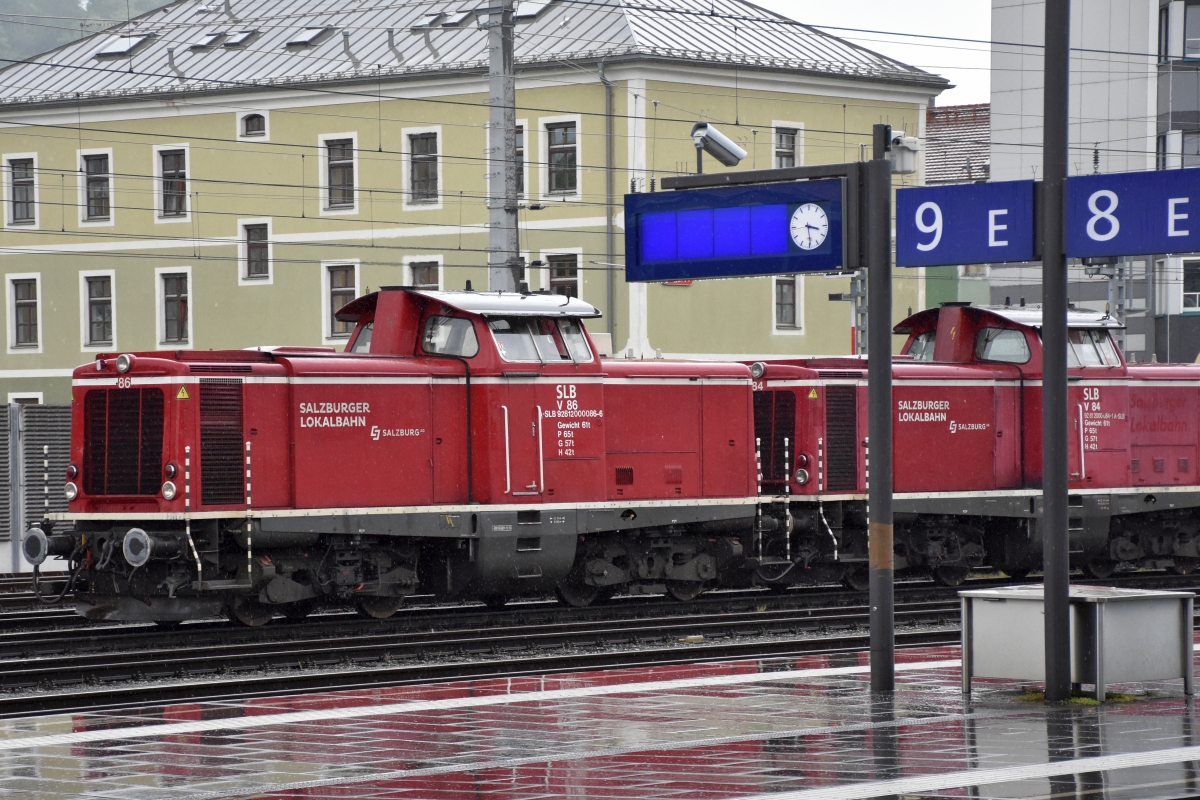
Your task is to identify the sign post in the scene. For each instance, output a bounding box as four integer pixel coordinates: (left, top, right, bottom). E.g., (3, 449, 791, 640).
(866, 124, 895, 693)
(1041, 0, 1073, 705)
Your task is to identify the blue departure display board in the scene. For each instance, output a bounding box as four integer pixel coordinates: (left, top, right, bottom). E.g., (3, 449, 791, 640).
(625, 179, 845, 282)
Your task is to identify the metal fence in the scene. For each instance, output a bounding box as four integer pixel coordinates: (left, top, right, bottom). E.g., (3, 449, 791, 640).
(3, 404, 71, 572)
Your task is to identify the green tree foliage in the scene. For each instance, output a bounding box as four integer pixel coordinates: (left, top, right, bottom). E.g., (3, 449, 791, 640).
(0, 0, 167, 65)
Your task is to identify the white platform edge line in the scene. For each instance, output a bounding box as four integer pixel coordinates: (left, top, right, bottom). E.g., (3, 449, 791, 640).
(0, 659, 961, 752)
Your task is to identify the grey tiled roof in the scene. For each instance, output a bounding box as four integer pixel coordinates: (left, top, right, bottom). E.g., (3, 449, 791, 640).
(925, 103, 990, 184)
(0, 0, 947, 108)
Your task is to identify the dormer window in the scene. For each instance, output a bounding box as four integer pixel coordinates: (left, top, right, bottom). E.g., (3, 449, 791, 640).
(94, 35, 152, 58)
(223, 30, 258, 48)
(287, 27, 333, 47)
(243, 114, 265, 137)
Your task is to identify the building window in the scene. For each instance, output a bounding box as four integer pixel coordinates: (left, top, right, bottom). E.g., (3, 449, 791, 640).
(1160, 6, 1171, 61)
(515, 125, 524, 196)
(1187, 1, 1200, 58)
(1185, 132, 1200, 168)
(1185, 260, 1200, 310)
(162, 273, 188, 344)
(329, 265, 355, 337)
(775, 276, 798, 328)
(1157, 134, 1168, 170)
(775, 128, 798, 169)
(12, 278, 37, 346)
(10, 158, 34, 223)
(327, 139, 354, 208)
(160, 150, 187, 217)
(84, 154, 110, 219)
(547, 123, 577, 194)
(243, 114, 265, 136)
(245, 224, 268, 278)
(547, 253, 579, 298)
(86, 276, 113, 346)
(410, 133, 438, 202)
(408, 261, 439, 290)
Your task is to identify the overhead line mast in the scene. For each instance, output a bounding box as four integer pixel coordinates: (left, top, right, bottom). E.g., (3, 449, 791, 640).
(481, 0, 522, 292)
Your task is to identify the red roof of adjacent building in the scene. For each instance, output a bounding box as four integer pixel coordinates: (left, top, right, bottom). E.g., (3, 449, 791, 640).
(926, 103, 989, 184)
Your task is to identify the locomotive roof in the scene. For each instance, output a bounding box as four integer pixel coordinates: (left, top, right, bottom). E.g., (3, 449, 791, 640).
(335, 288, 601, 322)
(894, 303, 1124, 333)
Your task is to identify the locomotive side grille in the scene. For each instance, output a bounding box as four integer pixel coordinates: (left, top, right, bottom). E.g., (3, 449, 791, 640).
(199, 379, 245, 505)
(753, 391, 796, 483)
(824, 385, 858, 492)
(82, 388, 165, 496)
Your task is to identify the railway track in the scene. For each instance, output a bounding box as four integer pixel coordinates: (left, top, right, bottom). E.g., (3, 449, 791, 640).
(0, 570, 1194, 719)
(0, 596, 962, 718)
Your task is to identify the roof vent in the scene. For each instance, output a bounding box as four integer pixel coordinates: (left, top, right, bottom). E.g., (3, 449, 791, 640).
(94, 35, 153, 58)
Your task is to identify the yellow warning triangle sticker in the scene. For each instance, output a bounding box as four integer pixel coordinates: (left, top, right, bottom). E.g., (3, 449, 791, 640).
(177, 386, 190, 400)
(807, 388, 818, 400)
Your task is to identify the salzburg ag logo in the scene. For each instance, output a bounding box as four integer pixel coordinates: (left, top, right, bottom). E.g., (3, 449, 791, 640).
(371, 425, 381, 441)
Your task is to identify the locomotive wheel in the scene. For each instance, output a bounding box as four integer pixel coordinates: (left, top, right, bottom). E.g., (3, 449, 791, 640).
(482, 595, 509, 611)
(228, 596, 274, 627)
(555, 580, 600, 608)
(666, 581, 705, 602)
(1173, 558, 1200, 575)
(932, 566, 971, 587)
(357, 596, 403, 620)
(842, 567, 870, 592)
(1084, 558, 1115, 579)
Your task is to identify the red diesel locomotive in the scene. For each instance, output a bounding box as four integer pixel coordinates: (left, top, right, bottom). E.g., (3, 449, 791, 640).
(23, 290, 1200, 624)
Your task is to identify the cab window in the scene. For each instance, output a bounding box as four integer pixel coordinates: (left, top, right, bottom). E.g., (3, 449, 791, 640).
(1067, 329, 1120, 367)
(349, 322, 373, 353)
(907, 331, 935, 361)
(975, 327, 1030, 364)
(423, 316, 479, 358)
(488, 316, 593, 363)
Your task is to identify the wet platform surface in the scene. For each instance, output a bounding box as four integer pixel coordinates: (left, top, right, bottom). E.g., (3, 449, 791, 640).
(3, 644, 1200, 799)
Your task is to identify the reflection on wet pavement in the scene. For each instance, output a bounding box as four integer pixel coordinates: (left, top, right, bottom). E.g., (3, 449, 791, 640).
(1, 645, 1199, 799)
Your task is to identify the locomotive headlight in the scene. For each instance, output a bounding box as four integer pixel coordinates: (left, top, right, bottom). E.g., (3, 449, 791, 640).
(164, 462, 178, 479)
(64, 482, 78, 501)
(161, 481, 177, 501)
(794, 468, 810, 485)
(65, 464, 78, 480)
(749, 361, 766, 379)
(115, 353, 135, 374)
(796, 454, 808, 468)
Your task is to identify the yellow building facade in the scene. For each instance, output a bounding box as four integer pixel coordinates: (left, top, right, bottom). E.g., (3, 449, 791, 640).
(0, 0, 946, 403)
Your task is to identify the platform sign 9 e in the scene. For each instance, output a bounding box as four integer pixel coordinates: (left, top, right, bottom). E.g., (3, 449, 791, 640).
(624, 179, 846, 282)
(896, 180, 1037, 267)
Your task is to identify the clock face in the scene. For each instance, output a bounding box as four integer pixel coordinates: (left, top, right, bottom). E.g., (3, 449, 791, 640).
(789, 203, 830, 251)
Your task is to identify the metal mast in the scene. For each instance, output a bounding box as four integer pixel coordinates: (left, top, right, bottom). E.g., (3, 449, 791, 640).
(483, 0, 521, 291)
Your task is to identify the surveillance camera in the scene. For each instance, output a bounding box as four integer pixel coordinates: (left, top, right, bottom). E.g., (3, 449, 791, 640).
(690, 123, 747, 168)
(886, 132, 920, 175)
